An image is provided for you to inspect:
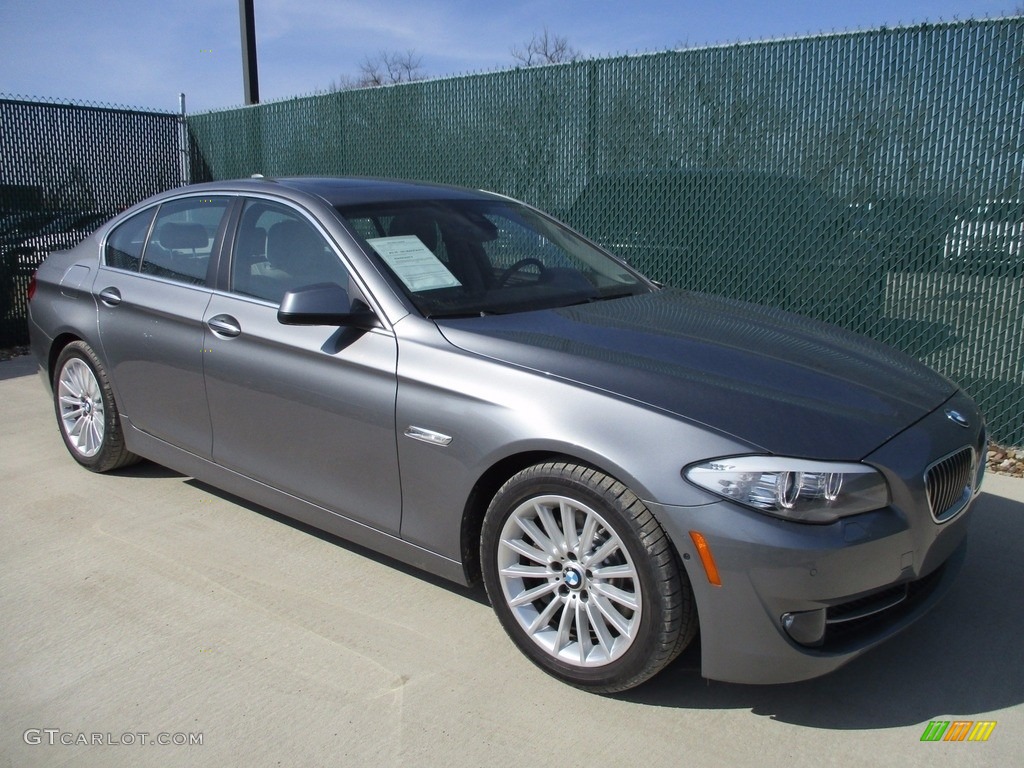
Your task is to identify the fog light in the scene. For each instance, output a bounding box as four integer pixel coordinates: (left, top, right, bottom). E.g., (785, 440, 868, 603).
(781, 609, 826, 646)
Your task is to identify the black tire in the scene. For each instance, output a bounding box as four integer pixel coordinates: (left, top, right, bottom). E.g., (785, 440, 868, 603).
(480, 461, 697, 692)
(52, 341, 140, 473)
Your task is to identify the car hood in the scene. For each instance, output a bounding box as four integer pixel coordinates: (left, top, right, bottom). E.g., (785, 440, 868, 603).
(435, 290, 956, 460)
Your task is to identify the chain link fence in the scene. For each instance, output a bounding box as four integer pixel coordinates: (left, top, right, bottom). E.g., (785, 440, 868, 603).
(0, 96, 187, 347)
(1, 18, 1021, 445)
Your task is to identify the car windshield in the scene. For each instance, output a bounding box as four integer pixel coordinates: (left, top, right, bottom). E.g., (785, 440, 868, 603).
(335, 198, 651, 317)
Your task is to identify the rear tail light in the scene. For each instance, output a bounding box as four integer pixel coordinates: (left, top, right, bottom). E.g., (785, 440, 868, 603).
(27, 271, 38, 302)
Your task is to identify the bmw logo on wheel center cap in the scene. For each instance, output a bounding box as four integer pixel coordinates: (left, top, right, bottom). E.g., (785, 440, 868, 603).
(564, 568, 583, 589)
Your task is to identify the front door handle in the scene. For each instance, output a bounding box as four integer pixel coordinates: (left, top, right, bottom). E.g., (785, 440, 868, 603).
(207, 314, 241, 338)
(98, 287, 121, 306)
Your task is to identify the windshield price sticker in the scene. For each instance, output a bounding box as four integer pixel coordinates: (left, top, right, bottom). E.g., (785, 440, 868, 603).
(368, 236, 462, 291)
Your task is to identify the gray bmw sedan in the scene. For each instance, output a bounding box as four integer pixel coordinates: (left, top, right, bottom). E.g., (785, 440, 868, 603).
(27, 177, 985, 691)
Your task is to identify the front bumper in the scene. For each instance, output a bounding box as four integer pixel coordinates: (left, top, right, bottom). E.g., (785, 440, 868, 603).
(652, 390, 983, 684)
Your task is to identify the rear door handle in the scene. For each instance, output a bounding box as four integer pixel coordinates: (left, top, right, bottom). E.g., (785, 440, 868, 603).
(98, 287, 121, 306)
(207, 314, 241, 338)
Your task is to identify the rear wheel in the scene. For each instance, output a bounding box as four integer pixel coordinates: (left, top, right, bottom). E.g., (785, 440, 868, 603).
(481, 461, 696, 692)
(53, 341, 139, 472)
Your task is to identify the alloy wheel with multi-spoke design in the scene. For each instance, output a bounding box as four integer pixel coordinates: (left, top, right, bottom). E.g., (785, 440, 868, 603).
(497, 494, 641, 667)
(52, 341, 138, 472)
(482, 461, 695, 692)
(57, 357, 106, 458)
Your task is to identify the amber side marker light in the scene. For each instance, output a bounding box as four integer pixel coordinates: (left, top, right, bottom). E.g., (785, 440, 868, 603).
(689, 531, 722, 586)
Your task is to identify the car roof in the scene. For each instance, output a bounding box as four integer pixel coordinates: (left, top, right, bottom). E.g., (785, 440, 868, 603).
(177, 176, 504, 208)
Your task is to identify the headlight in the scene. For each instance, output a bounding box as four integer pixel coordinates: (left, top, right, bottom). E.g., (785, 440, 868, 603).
(684, 456, 889, 523)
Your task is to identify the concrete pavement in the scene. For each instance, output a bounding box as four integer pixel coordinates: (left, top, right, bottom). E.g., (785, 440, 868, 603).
(1, 354, 1021, 767)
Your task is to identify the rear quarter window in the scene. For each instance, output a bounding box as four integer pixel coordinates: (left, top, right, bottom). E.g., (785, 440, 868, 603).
(104, 208, 156, 271)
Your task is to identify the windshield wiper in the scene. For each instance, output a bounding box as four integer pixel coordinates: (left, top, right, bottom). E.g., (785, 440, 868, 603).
(592, 290, 642, 302)
(564, 291, 638, 307)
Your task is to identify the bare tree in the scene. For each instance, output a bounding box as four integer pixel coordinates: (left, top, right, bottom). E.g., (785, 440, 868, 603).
(511, 28, 581, 66)
(331, 50, 425, 90)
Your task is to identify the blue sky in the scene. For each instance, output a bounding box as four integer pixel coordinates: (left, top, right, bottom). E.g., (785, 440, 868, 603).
(1, 0, 1020, 113)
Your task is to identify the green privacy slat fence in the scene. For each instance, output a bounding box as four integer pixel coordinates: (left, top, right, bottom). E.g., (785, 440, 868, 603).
(190, 18, 1024, 447)
(0, 96, 187, 347)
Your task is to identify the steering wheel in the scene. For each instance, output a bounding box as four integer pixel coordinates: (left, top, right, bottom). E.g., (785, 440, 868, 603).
(497, 258, 547, 287)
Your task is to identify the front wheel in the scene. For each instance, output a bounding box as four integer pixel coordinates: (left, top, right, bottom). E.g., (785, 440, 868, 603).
(53, 341, 139, 472)
(481, 461, 696, 692)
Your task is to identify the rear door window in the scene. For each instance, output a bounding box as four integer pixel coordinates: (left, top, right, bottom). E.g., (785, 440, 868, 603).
(140, 197, 231, 285)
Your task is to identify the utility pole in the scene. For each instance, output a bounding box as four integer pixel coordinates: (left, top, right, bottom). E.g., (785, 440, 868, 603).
(239, 0, 259, 104)
(178, 93, 190, 186)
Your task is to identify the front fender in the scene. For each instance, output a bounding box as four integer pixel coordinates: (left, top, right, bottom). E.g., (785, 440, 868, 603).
(393, 318, 752, 562)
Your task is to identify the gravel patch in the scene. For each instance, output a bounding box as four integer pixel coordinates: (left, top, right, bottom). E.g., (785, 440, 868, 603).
(0, 345, 31, 362)
(987, 444, 1024, 478)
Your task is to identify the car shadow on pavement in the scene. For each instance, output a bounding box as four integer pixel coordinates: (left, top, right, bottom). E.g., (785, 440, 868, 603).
(0, 354, 38, 381)
(184, 478, 492, 606)
(621, 489, 1024, 729)
(110, 459, 187, 479)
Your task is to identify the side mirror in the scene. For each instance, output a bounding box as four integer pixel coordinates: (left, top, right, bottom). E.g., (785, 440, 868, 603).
(277, 282, 379, 328)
